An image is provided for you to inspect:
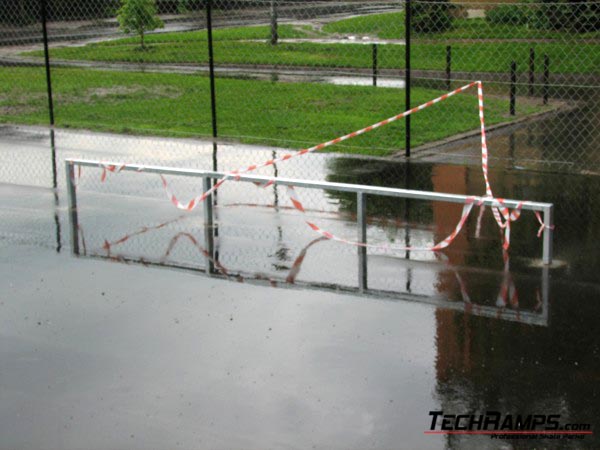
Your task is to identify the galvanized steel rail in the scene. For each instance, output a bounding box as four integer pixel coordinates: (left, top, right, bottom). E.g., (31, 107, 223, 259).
(65, 158, 554, 266)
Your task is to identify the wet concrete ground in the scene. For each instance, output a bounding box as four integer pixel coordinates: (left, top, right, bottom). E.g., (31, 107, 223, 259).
(1, 126, 599, 449)
(1, 242, 444, 450)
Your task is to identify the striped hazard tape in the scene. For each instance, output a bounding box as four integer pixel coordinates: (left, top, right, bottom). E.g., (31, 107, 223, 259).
(92, 81, 550, 255)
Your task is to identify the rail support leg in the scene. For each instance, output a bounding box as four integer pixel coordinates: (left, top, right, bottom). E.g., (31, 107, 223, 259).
(542, 205, 553, 265)
(65, 161, 79, 255)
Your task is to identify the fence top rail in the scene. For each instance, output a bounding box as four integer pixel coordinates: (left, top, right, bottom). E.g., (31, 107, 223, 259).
(66, 158, 553, 211)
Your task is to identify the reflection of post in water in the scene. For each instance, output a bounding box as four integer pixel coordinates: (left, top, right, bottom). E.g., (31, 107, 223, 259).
(404, 162, 412, 292)
(357, 192, 367, 291)
(50, 129, 58, 188)
(272, 150, 279, 210)
(497, 250, 518, 311)
(270, 150, 288, 269)
(212, 142, 219, 263)
(50, 129, 61, 252)
(541, 265, 550, 325)
(527, 123, 533, 147)
(509, 132, 516, 168)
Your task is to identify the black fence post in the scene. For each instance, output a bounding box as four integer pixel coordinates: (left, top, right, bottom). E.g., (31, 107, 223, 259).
(405, 0, 411, 158)
(40, 0, 54, 126)
(529, 47, 535, 97)
(510, 61, 516, 116)
(543, 54, 550, 105)
(445, 45, 451, 91)
(206, 0, 218, 142)
(372, 43, 378, 87)
(270, 0, 278, 46)
(206, 0, 219, 246)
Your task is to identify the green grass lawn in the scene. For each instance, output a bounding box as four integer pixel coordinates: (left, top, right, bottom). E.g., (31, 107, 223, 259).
(0, 67, 546, 155)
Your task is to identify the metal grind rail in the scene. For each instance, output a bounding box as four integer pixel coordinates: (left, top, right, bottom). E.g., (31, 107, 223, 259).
(65, 159, 555, 271)
(65, 158, 552, 326)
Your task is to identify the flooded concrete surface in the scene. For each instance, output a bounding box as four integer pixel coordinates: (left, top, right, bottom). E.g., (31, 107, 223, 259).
(1, 125, 599, 448)
(0, 242, 444, 450)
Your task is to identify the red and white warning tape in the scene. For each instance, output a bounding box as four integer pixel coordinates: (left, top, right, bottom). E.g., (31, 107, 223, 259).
(91, 81, 551, 254)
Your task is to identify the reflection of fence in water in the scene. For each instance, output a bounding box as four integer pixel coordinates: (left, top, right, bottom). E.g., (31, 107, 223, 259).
(77, 218, 550, 327)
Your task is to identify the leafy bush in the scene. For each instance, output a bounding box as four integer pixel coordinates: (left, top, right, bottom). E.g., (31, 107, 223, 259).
(486, 5, 529, 26)
(487, 0, 600, 33)
(534, 1, 600, 33)
(411, 0, 454, 33)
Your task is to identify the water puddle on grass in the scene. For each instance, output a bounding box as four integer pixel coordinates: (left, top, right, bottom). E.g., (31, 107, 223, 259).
(324, 76, 406, 88)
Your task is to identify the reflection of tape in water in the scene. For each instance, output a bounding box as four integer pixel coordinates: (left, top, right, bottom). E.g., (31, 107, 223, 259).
(101, 214, 187, 256)
(80, 215, 543, 323)
(438, 249, 532, 324)
(85, 218, 329, 286)
(85, 202, 523, 316)
(92, 81, 551, 254)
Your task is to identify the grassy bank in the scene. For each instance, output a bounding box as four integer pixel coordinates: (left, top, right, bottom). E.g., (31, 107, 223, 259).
(0, 67, 547, 155)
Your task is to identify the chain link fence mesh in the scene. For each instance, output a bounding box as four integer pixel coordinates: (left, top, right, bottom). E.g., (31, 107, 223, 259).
(1, 0, 598, 175)
(0, 0, 598, 308)
(411, 0, 600, 172)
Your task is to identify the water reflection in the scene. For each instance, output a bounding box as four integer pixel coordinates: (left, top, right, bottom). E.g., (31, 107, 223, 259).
(50, 129, 62, 253)
(434, 278, 600, 449)
(325, 76, 406, 89)
(69, 203, 551, 328)
(325, 157, 600, 448)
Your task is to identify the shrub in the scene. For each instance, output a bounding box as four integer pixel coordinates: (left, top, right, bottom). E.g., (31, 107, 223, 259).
(533, 0, 600, 33)
(487, 0, 600, 33)
(486, 4, 529, 26)
(411, 0, 454, 33)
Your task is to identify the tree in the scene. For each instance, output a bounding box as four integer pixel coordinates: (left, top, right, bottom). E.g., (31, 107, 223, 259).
(117, 0, 164, 49)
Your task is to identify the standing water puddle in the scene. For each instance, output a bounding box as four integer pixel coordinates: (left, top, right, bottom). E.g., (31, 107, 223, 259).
(1, 125, 599, 448)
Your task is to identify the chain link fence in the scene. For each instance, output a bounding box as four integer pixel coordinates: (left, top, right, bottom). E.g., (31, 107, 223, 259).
(1, 0, 599, 303)
(1, 0, 598, 173)
(411, 0, 600, 171)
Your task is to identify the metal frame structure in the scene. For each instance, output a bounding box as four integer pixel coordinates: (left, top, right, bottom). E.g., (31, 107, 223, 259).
(66, 158, 554, 265)
(65, 158, 553, 326)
